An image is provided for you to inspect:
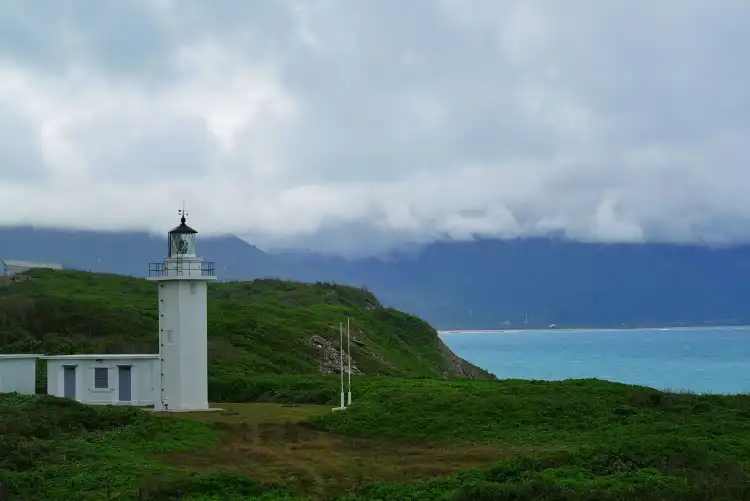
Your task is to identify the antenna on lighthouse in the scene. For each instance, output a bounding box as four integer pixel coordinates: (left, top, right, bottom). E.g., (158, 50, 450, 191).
(178, 201, 188, 224)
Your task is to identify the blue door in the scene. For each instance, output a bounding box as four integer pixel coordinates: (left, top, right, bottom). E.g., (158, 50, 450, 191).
(63, 366, 76, 399)
(118, 366, 132, 402)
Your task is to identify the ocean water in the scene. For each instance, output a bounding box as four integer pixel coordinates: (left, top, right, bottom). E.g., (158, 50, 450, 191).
(440, 326, 750, 395)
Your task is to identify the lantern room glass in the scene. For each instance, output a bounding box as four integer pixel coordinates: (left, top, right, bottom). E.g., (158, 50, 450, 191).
(170, 232, 196, 257)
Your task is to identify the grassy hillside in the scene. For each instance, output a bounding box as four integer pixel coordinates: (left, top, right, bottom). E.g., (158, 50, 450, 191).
(0, 269, 492, 395)
(5, 377, 750, 500)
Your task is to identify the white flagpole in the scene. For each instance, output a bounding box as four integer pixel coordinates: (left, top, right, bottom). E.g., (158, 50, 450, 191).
(339, 322, 345, 409)
(347, 317, 352, 405)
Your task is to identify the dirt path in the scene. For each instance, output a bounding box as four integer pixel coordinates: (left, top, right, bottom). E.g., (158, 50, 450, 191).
(156, 403, 516, 499)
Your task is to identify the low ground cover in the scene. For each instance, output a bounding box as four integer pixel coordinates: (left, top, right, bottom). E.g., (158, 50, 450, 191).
(5, 376, 750, 500)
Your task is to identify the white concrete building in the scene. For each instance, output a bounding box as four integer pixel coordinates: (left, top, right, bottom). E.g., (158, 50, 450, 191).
(1, 259, 62, 278)
(0, 354, 42, 394)
(42, 354, 159, 406)
(146, 210, 216, 411)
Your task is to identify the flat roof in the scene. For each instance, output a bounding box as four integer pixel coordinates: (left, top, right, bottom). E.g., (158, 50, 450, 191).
(40, 354, 159, 360)
(0, 354, 45, 359)
(1, 260, 62, 268)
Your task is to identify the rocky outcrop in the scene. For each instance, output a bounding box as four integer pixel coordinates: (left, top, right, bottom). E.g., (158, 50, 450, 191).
(437, 338, 496, 380)
(309, 335, 363, 375)
(309, 330, 494, 380)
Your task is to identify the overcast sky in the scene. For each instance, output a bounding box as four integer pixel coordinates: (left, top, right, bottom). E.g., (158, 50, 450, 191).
(1, 1, 749, 255)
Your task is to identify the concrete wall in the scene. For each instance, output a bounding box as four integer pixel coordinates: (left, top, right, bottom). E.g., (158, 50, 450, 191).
(157, 277, 209, 411)
(2, 262, 62, 278)
(0, 356, 38, 394)
(46, 356, 158, 406)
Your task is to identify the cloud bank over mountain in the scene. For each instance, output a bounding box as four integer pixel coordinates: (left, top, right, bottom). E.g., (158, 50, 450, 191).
(1, 0, 749, 255)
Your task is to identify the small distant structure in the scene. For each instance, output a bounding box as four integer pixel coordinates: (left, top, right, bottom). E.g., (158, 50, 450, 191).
(0, 354, 43, 394)
(42, 354, 159, 405)
(1, 259, 62, 278)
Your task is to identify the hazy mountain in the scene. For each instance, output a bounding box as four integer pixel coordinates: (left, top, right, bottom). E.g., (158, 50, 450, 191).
(322, 238, 750, 330)
(2, 226, 749, 330)
(0, 226, 280, 279)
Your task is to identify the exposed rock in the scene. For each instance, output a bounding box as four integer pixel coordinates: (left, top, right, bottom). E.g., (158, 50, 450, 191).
(437, 338, 495, 379)
(309, 334, 363, 375)
(309, 330, 492, 379)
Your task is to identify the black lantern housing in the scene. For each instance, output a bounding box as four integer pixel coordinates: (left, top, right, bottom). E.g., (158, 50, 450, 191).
(168, 215, 197, 257)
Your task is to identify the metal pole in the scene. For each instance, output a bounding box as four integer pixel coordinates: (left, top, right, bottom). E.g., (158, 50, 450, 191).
(339, 322, 345, 408)
(347, 317, 352, 405)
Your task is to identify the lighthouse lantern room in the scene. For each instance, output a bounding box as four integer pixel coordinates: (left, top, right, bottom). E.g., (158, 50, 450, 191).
(147, 208, 216, 411)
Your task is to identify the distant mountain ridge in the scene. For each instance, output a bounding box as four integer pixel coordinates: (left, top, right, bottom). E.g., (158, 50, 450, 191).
(2, 225, 749, 330)
(0, 225, 281, 279)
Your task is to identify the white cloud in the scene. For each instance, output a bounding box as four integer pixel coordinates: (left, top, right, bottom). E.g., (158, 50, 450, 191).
(1, 0, 749, 256)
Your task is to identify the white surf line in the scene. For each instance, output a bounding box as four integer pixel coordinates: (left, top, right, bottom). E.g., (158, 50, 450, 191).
(438, 325, 750, 335)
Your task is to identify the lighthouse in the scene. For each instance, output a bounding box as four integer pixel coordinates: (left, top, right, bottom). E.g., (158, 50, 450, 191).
(147, 209, 216, 411)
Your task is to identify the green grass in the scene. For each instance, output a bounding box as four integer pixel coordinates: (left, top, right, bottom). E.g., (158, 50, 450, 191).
(311, 377, 750, 500)
(5, 376, 750, 499)
(0, 392, 307, 500)
(0, 269, 492, 398)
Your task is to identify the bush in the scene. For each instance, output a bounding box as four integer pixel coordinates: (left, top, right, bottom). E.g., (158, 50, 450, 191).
(137, 472, 272, 500)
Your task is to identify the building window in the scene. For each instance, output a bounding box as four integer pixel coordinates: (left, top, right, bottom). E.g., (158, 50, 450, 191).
(190, 282, 197, 294)
(94, 367, 108, 388)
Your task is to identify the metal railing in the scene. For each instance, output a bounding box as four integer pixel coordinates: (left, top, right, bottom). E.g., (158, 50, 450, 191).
(148, 261, 215, 277)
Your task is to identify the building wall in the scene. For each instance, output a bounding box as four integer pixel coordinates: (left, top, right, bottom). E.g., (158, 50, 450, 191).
(3, 262, 62, 278)
(4, 264, 30, 277)
(157, 278, 209, 411)
(46, 357, 158, 406)
(0, 358, 37, 394)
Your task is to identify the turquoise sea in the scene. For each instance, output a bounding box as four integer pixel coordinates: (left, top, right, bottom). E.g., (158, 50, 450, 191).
(440, 326, 750, 395)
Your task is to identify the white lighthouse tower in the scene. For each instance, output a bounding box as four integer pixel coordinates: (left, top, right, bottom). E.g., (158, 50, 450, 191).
(147, 208, 216, 411)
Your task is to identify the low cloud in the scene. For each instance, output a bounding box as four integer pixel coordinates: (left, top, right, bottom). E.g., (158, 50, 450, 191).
(1, 0, 749, 256)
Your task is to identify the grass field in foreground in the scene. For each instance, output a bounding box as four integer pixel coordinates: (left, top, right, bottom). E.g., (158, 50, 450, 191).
(6, 376, 750, 500)
(157, 403, 515, 499)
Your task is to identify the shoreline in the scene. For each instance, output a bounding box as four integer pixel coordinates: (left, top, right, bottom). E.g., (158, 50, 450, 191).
(438, 324, 750, 335)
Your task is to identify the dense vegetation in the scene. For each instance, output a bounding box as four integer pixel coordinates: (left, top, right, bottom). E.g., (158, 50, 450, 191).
(0, 392, 285, 500)
(0, 269, 491, 396)
(314, 377, 750, 499)
(4, 376, 750, 500)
